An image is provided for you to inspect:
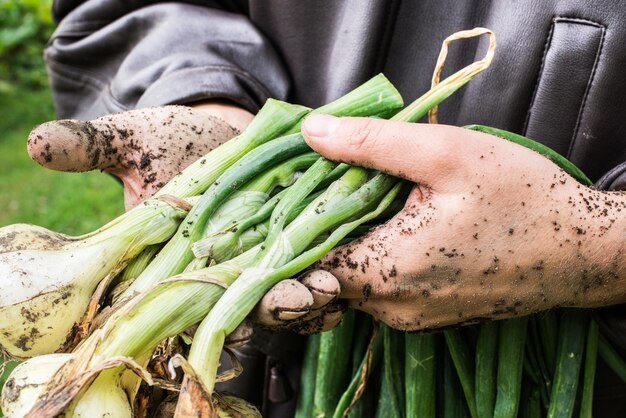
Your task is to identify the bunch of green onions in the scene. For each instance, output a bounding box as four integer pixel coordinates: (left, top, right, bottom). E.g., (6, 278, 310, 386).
(0, 52, 483, 416)
(1, 28, 624, 418)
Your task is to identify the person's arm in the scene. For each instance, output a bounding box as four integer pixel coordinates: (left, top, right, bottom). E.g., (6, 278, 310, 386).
(47, 0, 289, 120)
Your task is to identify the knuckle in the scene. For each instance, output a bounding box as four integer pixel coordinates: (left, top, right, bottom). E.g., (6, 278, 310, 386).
(384, 312, 418, 331)
(301, 270, 340, 295)
(343, 118, 384, 151)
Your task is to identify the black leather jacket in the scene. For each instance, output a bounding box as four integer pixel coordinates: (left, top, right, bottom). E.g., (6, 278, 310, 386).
(47, 1, 626, 416)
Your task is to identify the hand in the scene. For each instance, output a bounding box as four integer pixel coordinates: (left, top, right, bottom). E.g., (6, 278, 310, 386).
(27, 102, 252, 209)
(25, 103, 343, 336)
(255, 115, 626, 332)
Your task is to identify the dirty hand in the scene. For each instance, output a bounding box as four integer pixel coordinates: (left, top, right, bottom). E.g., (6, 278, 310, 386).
(256, 115, 626, 333)
(25, 103, 344, 336)
(27, 102, 252, 209)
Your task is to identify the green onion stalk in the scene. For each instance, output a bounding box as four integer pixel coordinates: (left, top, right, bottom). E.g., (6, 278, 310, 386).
(117, 244, 161, 283)
(295, 333, 321, 418)
(197, 189, 326, 264)
(333, 322, 383, 418)
(203, 152, 318, 235)
(375, 326, 405, 418)
(192, 165, 350, 262)
(182, 152, 319, 273)
(191, 189, 291, 261)
(547, 311, 588, 418)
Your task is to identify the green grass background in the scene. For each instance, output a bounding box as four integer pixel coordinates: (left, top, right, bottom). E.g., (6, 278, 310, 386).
(0, 89, 124, 234)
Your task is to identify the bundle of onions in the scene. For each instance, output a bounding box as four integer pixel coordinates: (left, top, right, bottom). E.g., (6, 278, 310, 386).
(0, 29, 500, 418)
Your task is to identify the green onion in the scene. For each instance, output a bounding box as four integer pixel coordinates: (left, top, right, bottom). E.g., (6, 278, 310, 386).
(118, 244, 161, 283)
(376, 327, 404, 418)
(444, 329, 477, 418)
(475, 321, 499, 418)
(205, 190, 324, 264)
(314, 310, 356, 417)
(405, 333, 437, 418)
(202, 152, 318, 235)
(579, 320, 599, 418)
(494, 317, 528, 418)
(295, 334, 321, 418)
(333, 325, 382, 418)
(547, 311, 588, 418)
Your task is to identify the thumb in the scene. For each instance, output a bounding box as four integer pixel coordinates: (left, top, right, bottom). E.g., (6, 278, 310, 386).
(302, 114, 469, 186)
(27, 118, 126, 173)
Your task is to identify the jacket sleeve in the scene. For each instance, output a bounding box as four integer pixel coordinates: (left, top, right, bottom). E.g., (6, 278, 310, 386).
(46, 0, 290, 119)
(593, 162, 626, 350)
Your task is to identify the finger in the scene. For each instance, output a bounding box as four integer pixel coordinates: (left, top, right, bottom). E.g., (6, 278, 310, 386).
(300, 270, 340, 309)
(319, 309, 344, 331)
(291, 302, 346, 335)
(302, 115, 484, 187)
(27, 106, 238, 174)
(27, 118, 127, 172)
(225, 320, 253, 348)
(316, 227, 398, 301)
(251, 279, 313, 327)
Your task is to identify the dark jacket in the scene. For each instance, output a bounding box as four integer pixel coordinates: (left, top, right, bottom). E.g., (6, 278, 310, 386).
(47, 1, 626, 416)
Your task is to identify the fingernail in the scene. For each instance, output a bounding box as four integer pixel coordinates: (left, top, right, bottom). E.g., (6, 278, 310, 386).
(277, 309, 309, 321)
(303, 114, 341, 138)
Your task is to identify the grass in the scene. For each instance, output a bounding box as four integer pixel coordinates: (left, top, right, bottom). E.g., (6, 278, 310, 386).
(0, 87, 124, 235)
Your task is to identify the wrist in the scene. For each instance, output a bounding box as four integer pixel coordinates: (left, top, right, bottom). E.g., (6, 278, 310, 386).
(563, 187, 626, 308)
(189, 100, 254, 133)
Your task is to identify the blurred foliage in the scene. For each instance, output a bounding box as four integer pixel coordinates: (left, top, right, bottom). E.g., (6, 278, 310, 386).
(0, 0, 124, 235)
(0, 0, 55, 92)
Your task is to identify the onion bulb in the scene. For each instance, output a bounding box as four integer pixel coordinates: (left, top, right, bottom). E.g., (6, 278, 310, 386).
(0, 198, 190, 358)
